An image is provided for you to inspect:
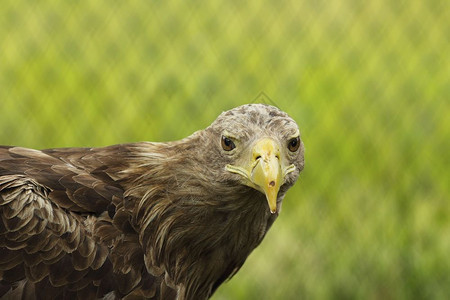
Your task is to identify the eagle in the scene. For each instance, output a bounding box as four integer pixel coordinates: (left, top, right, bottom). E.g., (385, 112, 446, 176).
(0, 104, 304, 299)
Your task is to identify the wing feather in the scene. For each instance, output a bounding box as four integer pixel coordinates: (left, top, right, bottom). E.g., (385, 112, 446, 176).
(0, 146, 124, 214)
(0, 174, 116, 297)
(0, 144, 159, 298)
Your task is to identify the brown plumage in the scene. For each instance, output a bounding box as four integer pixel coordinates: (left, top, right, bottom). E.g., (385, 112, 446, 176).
(0, 104, 304, 299)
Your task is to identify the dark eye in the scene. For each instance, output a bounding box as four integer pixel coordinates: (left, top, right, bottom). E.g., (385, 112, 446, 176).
(288, 137, 300, 152)
(221, 136, 236, 151)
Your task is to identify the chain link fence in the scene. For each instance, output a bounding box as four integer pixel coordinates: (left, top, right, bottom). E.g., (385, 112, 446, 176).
(1, 0, 449, 299)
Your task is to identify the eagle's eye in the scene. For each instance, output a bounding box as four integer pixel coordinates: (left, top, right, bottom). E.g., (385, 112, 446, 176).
(221, 136, 236, 151)
(288, 137, 300, 152)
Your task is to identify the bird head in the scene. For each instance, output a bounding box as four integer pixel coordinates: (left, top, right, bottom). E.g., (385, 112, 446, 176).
(202, 104, 304, 214)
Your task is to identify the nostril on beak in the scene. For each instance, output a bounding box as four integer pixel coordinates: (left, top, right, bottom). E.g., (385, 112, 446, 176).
(269, 180, 275, 187)
(255, 155, 261, 160)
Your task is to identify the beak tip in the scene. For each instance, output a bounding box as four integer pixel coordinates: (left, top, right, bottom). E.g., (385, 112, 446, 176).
(269, 202, 277, 214)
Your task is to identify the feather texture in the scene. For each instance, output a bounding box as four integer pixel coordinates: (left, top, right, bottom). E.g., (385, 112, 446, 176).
(0, 104, 304, 299)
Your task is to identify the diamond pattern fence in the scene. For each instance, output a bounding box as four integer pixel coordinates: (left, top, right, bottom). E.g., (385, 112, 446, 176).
(1, 0, 449, 299)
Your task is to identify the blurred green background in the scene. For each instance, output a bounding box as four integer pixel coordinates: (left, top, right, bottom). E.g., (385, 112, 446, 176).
(1, 0, 449, 299)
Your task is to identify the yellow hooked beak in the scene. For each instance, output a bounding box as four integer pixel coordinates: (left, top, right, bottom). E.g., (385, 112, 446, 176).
(226, 138, 296, 214)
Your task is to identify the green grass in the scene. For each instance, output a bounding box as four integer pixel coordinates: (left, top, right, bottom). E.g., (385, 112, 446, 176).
(1, 0, 449, 299)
